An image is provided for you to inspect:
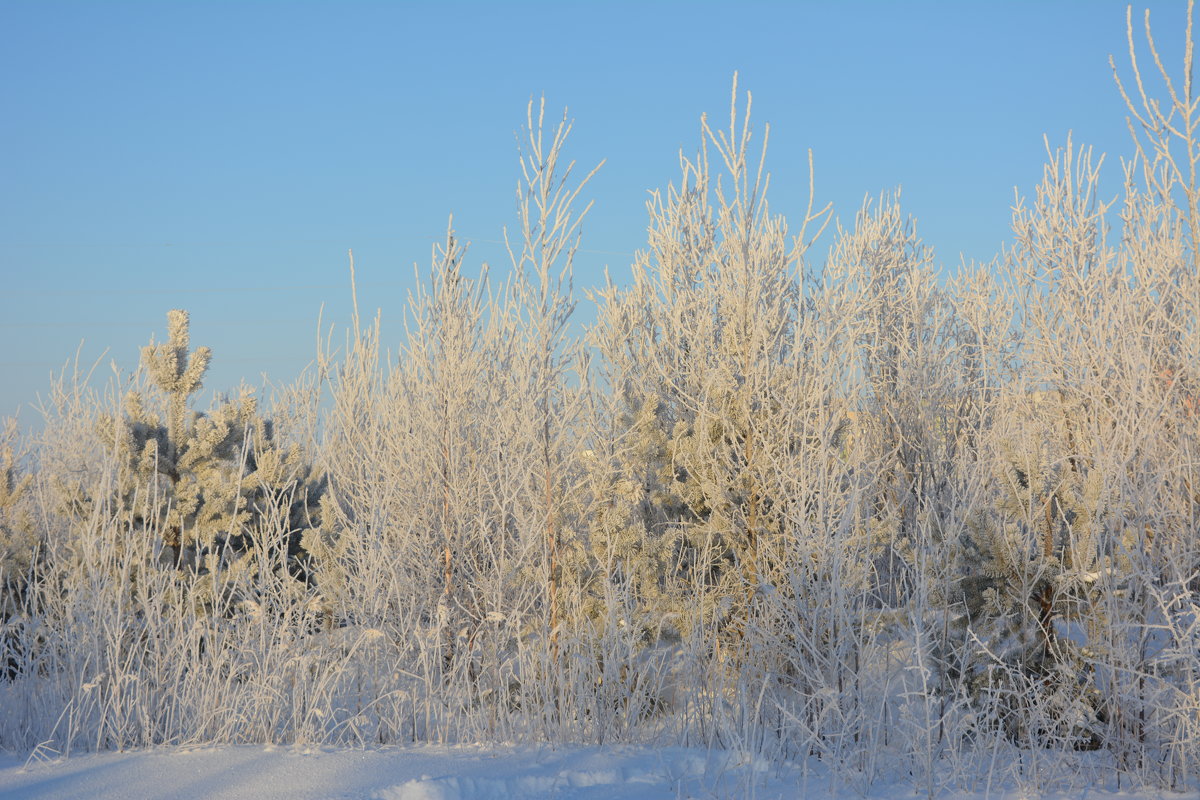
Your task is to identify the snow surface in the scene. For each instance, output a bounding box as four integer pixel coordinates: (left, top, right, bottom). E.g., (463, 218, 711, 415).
(0, 745, 1197, 800)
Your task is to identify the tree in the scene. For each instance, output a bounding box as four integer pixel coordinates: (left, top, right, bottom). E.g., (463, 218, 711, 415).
(97, 310, 327, 612)
(502, 98, 601, 663)
(589, 77, 835, 661)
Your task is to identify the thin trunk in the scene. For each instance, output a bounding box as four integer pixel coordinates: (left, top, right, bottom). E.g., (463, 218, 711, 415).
(1037, 498, 1056, 658)
(740, 422, 759, 645)
(544, 416, 559, 662)
(441, 391, 455, 672)
(442, 421, 453, 600)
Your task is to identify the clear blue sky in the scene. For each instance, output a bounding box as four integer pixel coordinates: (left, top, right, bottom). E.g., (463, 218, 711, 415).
(0, 0, 1190, 422)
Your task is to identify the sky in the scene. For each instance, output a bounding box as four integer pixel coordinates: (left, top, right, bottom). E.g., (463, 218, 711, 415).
(0, 0, 1191, 423)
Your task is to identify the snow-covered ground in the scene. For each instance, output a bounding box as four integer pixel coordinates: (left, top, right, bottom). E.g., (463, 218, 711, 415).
(0, 745, 1197, 800)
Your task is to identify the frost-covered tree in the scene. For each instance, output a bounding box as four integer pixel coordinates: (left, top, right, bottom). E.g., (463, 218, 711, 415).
(579, 275, 693, 638)
(953, 70, 1200, 760)
(96, 310, 327, 609)
(500, 98, 600, 663)
(588, 78, 842, 663)
(0, 419, 38, 679)
(959, 403, 1118, 749)
(0, 419, 37, 606)
(328, 226, 515, 677)
(818, 194, 977, 618)
(399, 228, 496, 666)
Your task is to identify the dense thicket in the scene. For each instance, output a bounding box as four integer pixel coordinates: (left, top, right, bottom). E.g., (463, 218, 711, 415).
(1, 5, 1198, 795)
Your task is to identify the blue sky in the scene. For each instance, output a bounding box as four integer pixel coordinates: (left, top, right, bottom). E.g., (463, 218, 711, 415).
(0, 0, 1190, 421)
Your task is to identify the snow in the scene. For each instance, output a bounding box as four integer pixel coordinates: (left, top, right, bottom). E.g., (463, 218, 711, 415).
(0, 746, 768, 800)
(0, 745, 1196, 800)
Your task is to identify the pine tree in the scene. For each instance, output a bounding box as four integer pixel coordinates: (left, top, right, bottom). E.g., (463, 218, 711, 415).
(0, 419, 36, 605)
(575, 374, 691, 639)
(0, 418, 38, 678)
(957, 396, 1124, 750)
(96, 310, 328, 612)
(588, 78, 836, 662)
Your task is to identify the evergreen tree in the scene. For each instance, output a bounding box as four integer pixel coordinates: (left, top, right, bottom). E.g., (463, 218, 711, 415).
(589, 78, 837, 661)
(0, 419, 36, 608)
(96, 310, 328, 611)
(575, 316, 692, 640)
(0, 418, 38, 678)
(958, 398, 1124, 749)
